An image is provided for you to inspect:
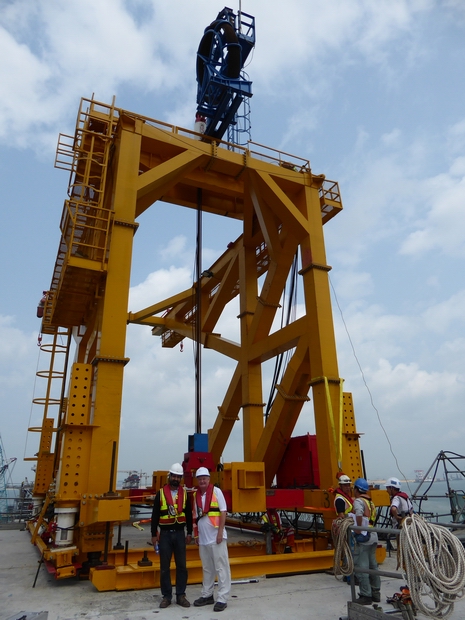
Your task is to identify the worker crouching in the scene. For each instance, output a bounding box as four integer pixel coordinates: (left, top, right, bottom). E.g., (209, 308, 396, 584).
(261, 508, 295, 554)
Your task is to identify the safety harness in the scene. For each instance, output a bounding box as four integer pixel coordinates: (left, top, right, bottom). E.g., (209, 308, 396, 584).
(193, 484, 222, 536)
(392, 491, 413, 517)
(360, 494, 377, 525)
(159, 484, 187, 525)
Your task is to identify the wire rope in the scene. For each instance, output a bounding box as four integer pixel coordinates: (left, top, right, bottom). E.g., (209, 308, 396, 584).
(332, 516, 354, 579)
(398, 514, 465, 619)
(329, 276, 410, 485)
(264, 251, 298, 422)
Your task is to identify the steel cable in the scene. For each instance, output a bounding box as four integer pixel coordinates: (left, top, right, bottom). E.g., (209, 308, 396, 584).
(332, 517, 354, 579)
(398, 514, 465, 619)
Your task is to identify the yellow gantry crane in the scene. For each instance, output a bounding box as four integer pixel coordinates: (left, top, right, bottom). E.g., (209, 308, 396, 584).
(27, 96, 387, 590)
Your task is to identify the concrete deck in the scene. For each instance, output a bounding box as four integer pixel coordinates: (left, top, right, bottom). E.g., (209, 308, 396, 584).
(1, 525, 465, 620)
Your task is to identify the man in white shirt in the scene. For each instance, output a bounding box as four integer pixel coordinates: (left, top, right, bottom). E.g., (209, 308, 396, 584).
(385, 477, 414, 527)
(192, 467, 231, 612)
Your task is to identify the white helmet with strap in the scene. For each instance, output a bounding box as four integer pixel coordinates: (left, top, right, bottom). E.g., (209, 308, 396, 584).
(169, 463, 184, 476)
(196, 466, 211, 477)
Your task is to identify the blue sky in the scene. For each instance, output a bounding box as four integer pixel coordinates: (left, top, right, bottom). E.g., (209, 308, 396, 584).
(1, 0, 464, 486)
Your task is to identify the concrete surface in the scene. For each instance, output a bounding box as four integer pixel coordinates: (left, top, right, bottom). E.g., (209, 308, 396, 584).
(1, 526, 465, 620)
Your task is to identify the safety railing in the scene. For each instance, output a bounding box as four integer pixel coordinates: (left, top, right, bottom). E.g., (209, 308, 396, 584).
(48, 98, 117, 324)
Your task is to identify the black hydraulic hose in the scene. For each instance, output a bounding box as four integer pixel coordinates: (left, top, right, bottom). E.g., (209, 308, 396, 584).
(196, 20, 241, 86)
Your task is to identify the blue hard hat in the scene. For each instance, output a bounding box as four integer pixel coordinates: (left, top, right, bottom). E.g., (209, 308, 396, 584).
(354, 477, 369, 492)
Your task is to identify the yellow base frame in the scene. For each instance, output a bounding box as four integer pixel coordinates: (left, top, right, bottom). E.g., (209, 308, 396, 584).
(90, 544, 387, 591)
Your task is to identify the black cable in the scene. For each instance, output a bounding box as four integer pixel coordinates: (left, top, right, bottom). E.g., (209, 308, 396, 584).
(264, 251, 298, 422)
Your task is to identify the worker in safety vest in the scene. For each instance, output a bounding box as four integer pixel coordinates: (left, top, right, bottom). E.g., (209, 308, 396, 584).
(192, 467, 231, 613)
(385, 477, 414, 528)
(151, 463, 193, 609)
(331, 473, 356, 584)
(261, 508, 295, 553)
(333, 473, 354, 518)
(352, 478, 381, 606)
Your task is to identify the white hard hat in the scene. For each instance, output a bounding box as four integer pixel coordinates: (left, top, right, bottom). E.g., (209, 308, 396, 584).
(169, 463, 184, 476)
(338, 474, 352, 485)
(196, 467, 211, 478)
(385, 476, 401, 489)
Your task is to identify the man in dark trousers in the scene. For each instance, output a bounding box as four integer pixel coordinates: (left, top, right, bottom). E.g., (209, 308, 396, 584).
(151, 463, 193, 609)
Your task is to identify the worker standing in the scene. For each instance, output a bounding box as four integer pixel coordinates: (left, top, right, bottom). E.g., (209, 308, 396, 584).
(192, 467, 231, 613)
(333, 473, 354, 518)
(352, 478, 381, 606)
(151, 463, 193, 609)
(332, 473, 356, 584)
(385, 477, 414, 527)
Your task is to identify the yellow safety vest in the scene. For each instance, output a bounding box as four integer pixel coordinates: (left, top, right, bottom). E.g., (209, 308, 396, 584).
(334, 493, 354, 514)
(159, 485, 187, 525)
(360, 495, 376, 524)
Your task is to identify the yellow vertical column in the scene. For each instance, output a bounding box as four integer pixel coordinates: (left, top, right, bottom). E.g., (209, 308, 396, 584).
(238, 244, 264, 461)
(299, 184, 342, 490)
(86, 118, 142, 496)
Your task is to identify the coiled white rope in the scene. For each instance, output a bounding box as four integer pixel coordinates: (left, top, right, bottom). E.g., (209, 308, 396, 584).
(332, 517, 354, 579)
(398, 514, 465, 619)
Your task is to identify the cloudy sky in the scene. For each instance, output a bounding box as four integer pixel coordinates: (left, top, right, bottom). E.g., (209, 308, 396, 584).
(1, 0, 464, 488)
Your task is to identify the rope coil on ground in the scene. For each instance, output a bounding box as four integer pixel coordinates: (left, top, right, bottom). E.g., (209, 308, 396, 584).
(398, 514, 465, 619)
(332, 517, 354, 579)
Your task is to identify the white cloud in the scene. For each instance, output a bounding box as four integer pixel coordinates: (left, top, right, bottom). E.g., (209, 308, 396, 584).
(2, 0, 465, 484)
(400, 161, 465, 258)
(331, 271, 374, 301)
(129, 265, 192, 311)
(422, 290, 465, 333)
(158, 235, 188, 261)
(0, 0, 448, 153)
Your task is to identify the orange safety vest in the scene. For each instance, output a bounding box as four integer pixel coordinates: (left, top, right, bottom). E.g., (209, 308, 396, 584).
(193, 485, 222, 532)
(159, 485, 187, 525)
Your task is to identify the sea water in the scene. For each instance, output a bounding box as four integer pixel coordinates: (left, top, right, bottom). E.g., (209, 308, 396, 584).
(406, 480, 465, 523)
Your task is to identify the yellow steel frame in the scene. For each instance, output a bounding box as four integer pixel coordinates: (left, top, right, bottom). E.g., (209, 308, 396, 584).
(26, 96, 387, 588)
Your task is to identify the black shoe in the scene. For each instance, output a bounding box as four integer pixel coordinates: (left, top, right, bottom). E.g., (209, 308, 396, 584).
(176, 594, 190, 608)
(194, 596, 214, 607)
(355, 596, 372, 605)
(159, 597, 171, 608)
(213, 602, 227, 612)
(372, 594, 381, 603)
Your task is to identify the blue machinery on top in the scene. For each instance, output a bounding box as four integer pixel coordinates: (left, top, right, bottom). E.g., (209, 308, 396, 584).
(196, 6, 255, 140)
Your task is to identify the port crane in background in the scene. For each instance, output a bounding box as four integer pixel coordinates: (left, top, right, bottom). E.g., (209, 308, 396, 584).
(0, 435, 17, 521)
(25, 6, 388, 591)
(118, 471, 150, 489)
